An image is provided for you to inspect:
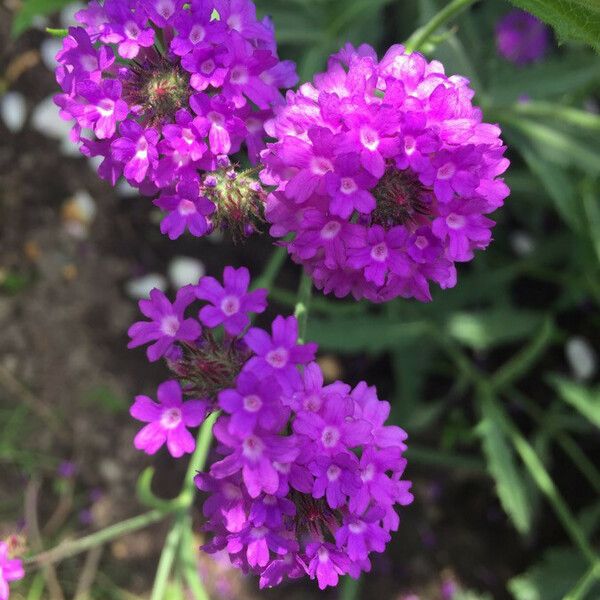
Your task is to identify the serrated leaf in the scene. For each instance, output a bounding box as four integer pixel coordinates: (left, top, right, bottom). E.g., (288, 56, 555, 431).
(446, 309, 542, 351)
(508, 0, 600, 52)
(550, 376, 600, 428)
(508, 546, 600, 600)
(479, 397, 533, 535)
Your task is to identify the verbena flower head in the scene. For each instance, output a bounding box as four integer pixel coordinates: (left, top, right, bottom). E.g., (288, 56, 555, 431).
(127, 266, 413, 588)
(55, 0, 297, 240)
(0, 540, 24, 600)
(496, 9, 550, 65)
(261, 44, 509, 302)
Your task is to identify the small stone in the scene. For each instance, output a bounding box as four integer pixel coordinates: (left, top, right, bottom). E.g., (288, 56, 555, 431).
(510, 231, 535, 256)
(0, 91, 27, 133)
(40, 38, 62, 71)
(566, 336, 597, 381)
(125, 273, 168, 299)
(32, 96, 79, 156)
(168, 256, 205, 289)
(62, 190, 97, 238)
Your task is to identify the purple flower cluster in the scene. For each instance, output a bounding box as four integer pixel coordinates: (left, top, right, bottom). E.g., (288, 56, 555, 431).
(127, 267, 413, 588)
(0, 540, 24, 600)
(260, 44, 510, 302)
(54, 0, 297, 239)
(496, 10, 550, 65)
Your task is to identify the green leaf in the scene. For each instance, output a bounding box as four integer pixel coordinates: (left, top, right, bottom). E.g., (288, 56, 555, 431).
(550, 377, 600, 429)
(487, 55, 600, 103)
(12, 0, 74, 36)
(479, 396, 533, 535)
(508, 546, 600, 600)
(446, 309, 543, 351)
(305, 316, 428, 354)
(507, 0, 600, 52)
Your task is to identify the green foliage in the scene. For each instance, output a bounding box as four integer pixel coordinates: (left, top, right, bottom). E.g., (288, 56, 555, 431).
(508, 0, 600, 52)
(479, 397, 533, 534)
(551, 377, 600, 429)
(509, 546, 600, 600)
(12, 0, 74, 36)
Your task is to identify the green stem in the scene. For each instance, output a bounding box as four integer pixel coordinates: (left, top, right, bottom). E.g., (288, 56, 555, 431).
(404, 0, 479, 53)
(252, 246, 288, 291)
(150, 516, 185, 600)
(294, 271, 313, 343)
(482, 388, 600, 568)
(149, 413, 218, 600)
(340, 576, 361, 600)
(26, 510, 166, 567)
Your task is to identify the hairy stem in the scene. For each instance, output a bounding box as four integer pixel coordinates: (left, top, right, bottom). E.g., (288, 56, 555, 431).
(294, 271, 313, 343)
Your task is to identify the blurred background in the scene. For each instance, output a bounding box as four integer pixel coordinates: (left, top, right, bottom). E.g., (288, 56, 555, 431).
(1, 0, 599, 598)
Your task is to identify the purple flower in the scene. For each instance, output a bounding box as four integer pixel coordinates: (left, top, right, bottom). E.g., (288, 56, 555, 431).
(0, 541, 24, 600)
(111, 120, 159, 183)
(335, 509, 391, 561)
(243, 316, 317, 390)
(304, 542, 350, 590)
(76, 79, 128, 139)
(130, 380, 207, 457)
(262, 43, 509, 302)
(310, 453, 360, 509)
(154, 180, 215, 240)
(218, 371, 288, 435)
(128, 286, 201, 361)
(102, 0, 155, 59)
(496, 10, 550, 65)
(294, 397, 371, 455)
(210, 418, 298, 498)
(54, 0, 298, 242)
(196, 266, 267, 335)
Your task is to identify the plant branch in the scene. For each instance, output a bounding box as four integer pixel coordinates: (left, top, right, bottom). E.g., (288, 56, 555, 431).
(405, 0, 479, 53)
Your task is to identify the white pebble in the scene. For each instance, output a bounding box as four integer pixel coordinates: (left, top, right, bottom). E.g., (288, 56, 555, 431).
(32, 96, 72, 139)
(40, 38, 62, 71)
(566, 337, 597, 382)
(60, 2, 86, 27)
(125, 274, 168, 300)
(510, 231, 535, 256)
(116, 179, 140, 198)
(0, 91, 27, 133)
(168, 256, 205, 289)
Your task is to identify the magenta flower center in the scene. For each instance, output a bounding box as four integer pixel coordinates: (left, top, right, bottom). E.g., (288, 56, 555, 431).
(321, 426, 340, 448)
(404, 135, 416, 155)
(303, 393, 322, 412)
(208, 111, 225, 125)
(160, 315, 180, 336)
(340, 177, 357, 195)
(266, 347, 289, 368)
(223, 482, 242, 500)
(80, 54, 98, 72)
(160, 406, 182, 429)
(220, 295, 240, 316)
(361, 463, 375, 482)
(321, 221, 341, 240)
(243, 394, 263, 413)
(242, 434, 265, 459)
(201, 59, 216, 74)
(125, 21, 140, 39)
(156, 0, 175, 20)
(97, 98, 115, 117)
(311, 157, 334, 176)
(437, 162, 456, 180)
(370, 242, 389, 262)
(227, 13, 243, 32)
(326, 464, 341, 481)
(189, 24, 206, 43)
(251, 526, 267, 539)
(348, 521, 366, 534)
(178, 198, 197, 215)
(231, 66, 249, 84)
(360, 126, 380, 151)
(317, 546, 330, 562)
(414, 235, 429, 250)
(446, 213, 466, 230)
